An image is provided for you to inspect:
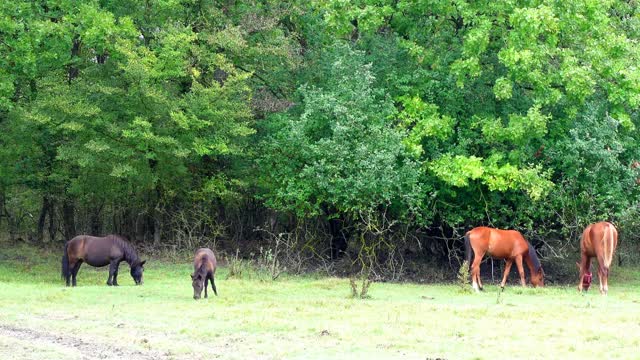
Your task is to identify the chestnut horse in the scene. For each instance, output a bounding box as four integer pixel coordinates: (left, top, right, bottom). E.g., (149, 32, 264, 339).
(464, 226, 544, 292)
(578, 222, 618, 294)
(62, 235, 146, 287)
(191, 248, 218, 300)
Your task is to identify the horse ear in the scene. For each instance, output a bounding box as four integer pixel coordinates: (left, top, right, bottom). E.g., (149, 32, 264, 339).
(140, 260, 146, 267)
(190, 273, 195, 280)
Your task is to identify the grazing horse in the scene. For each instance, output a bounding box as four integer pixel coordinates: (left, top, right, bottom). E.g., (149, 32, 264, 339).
(61, 235, 146, 287)
(191, 248, 218, 300)
(578, 222, 618, 294)
(464, 226, 544, 292)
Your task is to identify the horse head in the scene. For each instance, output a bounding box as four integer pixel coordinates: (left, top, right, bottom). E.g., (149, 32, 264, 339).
(130, 260, 146, 285)
(191, 272, 205, 300)
(576, 262, 592, 291)
(530, 267, 545, 287)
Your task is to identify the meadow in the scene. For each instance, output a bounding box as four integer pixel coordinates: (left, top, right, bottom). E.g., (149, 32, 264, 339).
(1, 246, 639, 360)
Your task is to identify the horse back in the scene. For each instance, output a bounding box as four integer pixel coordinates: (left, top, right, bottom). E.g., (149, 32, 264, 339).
(581, 222, 618, 258)
(66, 235, 124, 266)
(66, 235, 89, 260)
(468, 226, 529, 258)
(193, 248, 217, 274)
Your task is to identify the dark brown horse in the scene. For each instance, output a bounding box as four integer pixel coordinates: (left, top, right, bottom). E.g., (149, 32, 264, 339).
(62, 235, 146, 287)
(191, 248, 217, 300)
(464, 226, 544, 292)
(578, 222, 618, 294)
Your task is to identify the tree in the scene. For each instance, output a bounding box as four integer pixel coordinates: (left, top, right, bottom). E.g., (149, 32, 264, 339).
(259, 44, 423, 293)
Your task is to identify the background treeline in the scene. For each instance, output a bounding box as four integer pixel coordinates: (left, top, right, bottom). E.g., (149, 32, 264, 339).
(2, 0, 640, 281)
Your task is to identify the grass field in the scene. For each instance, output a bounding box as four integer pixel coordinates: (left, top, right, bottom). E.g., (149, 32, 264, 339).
(1, 245, 639, 360)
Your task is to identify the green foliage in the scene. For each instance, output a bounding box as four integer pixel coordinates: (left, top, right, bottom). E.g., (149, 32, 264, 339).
(0, 0, 299, 237)
(259, 44, 423, 220)
(2, 0, 640, 273)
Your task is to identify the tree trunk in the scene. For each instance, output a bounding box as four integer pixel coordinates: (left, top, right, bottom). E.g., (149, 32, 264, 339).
(0, 191, 4, 233)
(90, 204, 103, 235)
(62, 200, 76, 240)
(3, 207, 16, 242)
(68, 36, 80, 83)
(48, 200, 56, 242)
(153, 209, 161, 245)
(37, 195, 52, 243)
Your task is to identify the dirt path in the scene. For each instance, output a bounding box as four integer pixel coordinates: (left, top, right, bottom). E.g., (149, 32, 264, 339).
(0, 324, 170, 360)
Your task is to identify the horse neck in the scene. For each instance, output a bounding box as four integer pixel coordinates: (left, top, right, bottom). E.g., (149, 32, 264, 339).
(524, 254, 536, 273)
(124, 253, 139, 267)
(196, 261, 208, 276)
(117, 241, 139, 266)
(524, 248, 542, 275)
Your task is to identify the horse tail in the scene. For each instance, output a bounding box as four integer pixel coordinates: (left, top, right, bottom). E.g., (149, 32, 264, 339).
(61, 241, 70, 280)
(602, 224, 614, 272)
(464, 232, 474, 266)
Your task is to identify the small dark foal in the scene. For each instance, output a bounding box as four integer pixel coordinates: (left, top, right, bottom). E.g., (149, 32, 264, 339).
(191, 248, 218, 300)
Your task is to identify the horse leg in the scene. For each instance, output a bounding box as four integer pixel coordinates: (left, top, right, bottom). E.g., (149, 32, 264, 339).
(204, 278, 209, 299)
(596, 255, 606, 295)
(515, 255, 526, 287)
(578, 254, 589, 292)
(107, 260, 120, 286)
(65, 260, 76, 287)
(71, 260, 83, 287)
(500, 259, 514, 290)
(471, 250, 485, 292)
(112, 261, 121, 286)
(602, 259, 610, 295)
(210, 275, 218, 296)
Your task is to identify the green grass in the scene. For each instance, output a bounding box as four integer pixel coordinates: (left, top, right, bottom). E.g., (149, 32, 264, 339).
(1, 246, 640, 359)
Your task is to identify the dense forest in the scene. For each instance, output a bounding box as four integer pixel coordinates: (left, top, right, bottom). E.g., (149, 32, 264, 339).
(2, 0, 640, 281)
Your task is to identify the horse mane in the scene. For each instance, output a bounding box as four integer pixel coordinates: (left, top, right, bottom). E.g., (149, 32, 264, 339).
(527, 241, 542, 272)
(108, 234, 140, 265)
(195, 262, 207, 277)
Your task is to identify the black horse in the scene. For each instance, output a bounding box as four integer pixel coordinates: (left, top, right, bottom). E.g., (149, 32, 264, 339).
(61, 235, 146, 287)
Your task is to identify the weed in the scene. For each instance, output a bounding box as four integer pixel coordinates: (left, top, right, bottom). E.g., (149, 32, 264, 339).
(226, 248, 249, 279)
(457, 260, 472, 293)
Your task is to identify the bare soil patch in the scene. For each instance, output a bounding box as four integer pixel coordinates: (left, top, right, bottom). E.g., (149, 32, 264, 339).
(0, 324, 168, 360)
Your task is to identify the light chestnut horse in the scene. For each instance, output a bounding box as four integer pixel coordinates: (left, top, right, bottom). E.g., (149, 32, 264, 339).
(578, 222, 618, 294)
(464, 226, 544, 292)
